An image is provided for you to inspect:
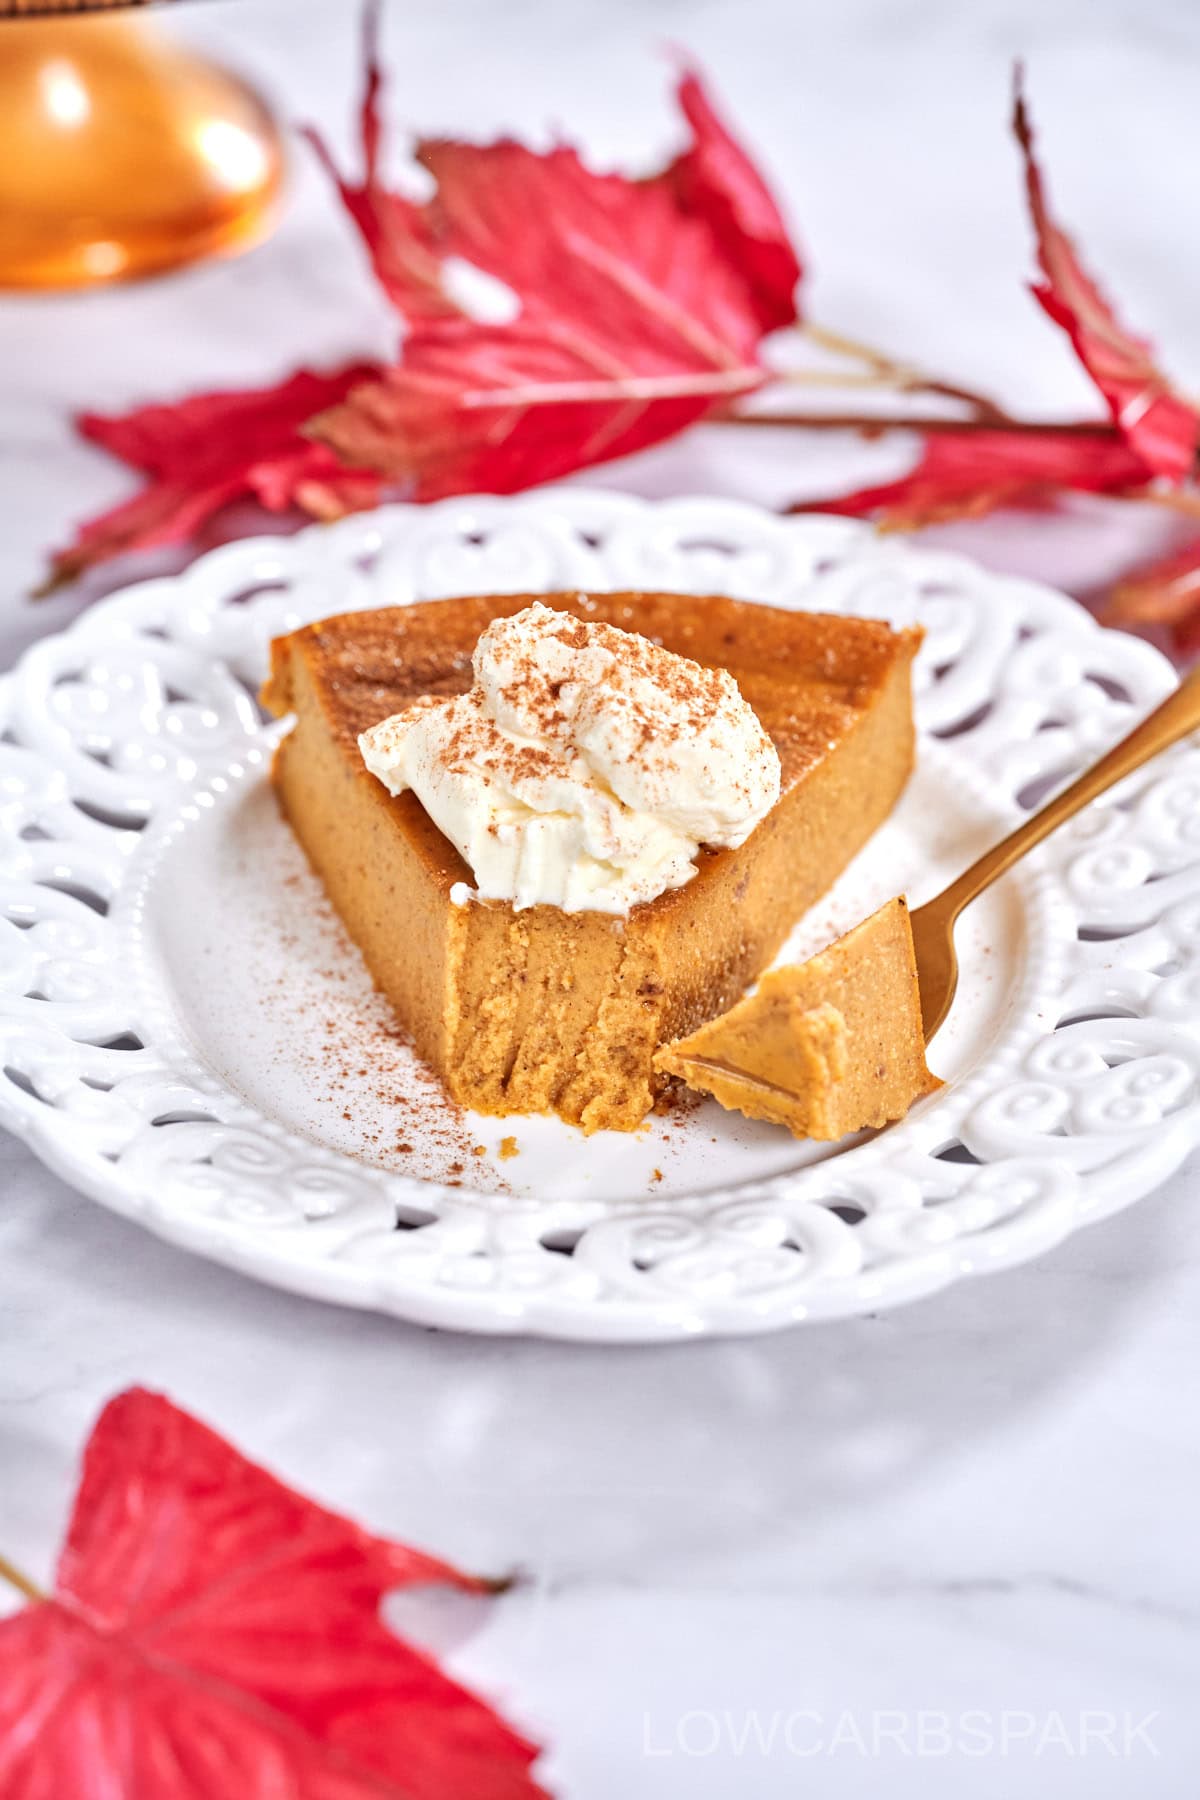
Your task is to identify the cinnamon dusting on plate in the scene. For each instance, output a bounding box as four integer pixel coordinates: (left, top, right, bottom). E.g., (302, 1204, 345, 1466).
(258, 853, 509, 1192)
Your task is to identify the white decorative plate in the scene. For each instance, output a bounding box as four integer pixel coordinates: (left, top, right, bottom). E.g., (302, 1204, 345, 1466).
(3, 490, 1198, 1340)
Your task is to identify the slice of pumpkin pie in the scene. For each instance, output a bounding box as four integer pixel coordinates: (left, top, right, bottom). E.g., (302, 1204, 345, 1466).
(262, 592, 922, 1133)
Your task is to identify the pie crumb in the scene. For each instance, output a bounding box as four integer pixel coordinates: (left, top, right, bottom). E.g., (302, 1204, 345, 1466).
(499, 1135, 519, 1160)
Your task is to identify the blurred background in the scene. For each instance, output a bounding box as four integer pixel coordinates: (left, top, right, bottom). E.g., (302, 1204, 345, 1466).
(4, 0, 1200, 663)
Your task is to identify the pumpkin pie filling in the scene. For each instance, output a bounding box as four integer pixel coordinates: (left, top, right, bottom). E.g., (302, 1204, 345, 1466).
(262, 591, 923, 1133)
(654, 897, 942, 1137)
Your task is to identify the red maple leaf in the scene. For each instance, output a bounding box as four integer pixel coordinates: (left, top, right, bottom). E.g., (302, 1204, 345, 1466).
(802, 72, 1199, 530)
(302, 2, 800, 349)
(49, 5, 799, 589)
(0, 1389, 548, 1800)
(304, 26, 799, 497)
(1104, 535, 1200, 656)
(309, 318, 765, 502)
(795, 426, 1151, 529)
(662, 64, 803, 337)
(1013, 68, 1199, 483)
(46, 367, 385, 593)
(298, 3, 450, 323)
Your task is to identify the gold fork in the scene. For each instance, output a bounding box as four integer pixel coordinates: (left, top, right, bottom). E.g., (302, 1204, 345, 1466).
(912, 663, 1200, 1042)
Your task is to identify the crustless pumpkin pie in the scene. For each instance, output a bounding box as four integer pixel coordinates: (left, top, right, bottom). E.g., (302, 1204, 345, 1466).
(262, 591, 922, 1133)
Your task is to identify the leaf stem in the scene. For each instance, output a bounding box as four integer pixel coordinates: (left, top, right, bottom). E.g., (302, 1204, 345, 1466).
(713, 408, 1118, 438)
(475, 1571, 520, 1595)
(797, 321, 1011, 421)
(1131, 486, 1200, 519)
(799, 320, 909, 369)
(0, 1553, 46, 1604)
(775, 368, 953, 392)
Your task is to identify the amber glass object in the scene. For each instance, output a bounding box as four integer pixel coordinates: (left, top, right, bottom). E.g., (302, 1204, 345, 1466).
(0, 16, 284, 289)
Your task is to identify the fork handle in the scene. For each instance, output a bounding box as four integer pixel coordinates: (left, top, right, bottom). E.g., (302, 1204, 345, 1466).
(930, 661, 1200, 923)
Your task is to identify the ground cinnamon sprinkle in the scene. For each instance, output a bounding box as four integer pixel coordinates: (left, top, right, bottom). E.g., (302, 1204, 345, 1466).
(653, 1078, 705, 1122)
(246, 816, 509, 1193)
(398, 603, 765, 815)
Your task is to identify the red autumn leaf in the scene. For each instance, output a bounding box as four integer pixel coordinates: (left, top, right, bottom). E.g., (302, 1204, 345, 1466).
(307, 164, 773, 495)
(51, 10, 800, 590)
(797, 426, 1151, 529)
(303, 18, 798, 496)
(298, 1, 451, 323)
(310, 307, 765, 502)
(662, 64, 803, 337)
(0, 1389, 548, 1800)
(1104, 535, 1200, 656)
(1013, 69, 1199, 483)
(47, 366, 386, 592)
(304, 3, 799, 347)
(411, 133, 777, 365)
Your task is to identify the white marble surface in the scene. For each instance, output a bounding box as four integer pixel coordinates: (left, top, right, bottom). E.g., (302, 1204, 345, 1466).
(3, 1, 1200, 1793)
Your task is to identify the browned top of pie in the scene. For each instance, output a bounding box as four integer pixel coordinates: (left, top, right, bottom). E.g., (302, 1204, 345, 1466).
(264, 589, 921, 798)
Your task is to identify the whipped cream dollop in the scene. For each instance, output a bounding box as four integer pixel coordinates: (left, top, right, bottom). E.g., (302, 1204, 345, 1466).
(358, 601, 781, 914)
